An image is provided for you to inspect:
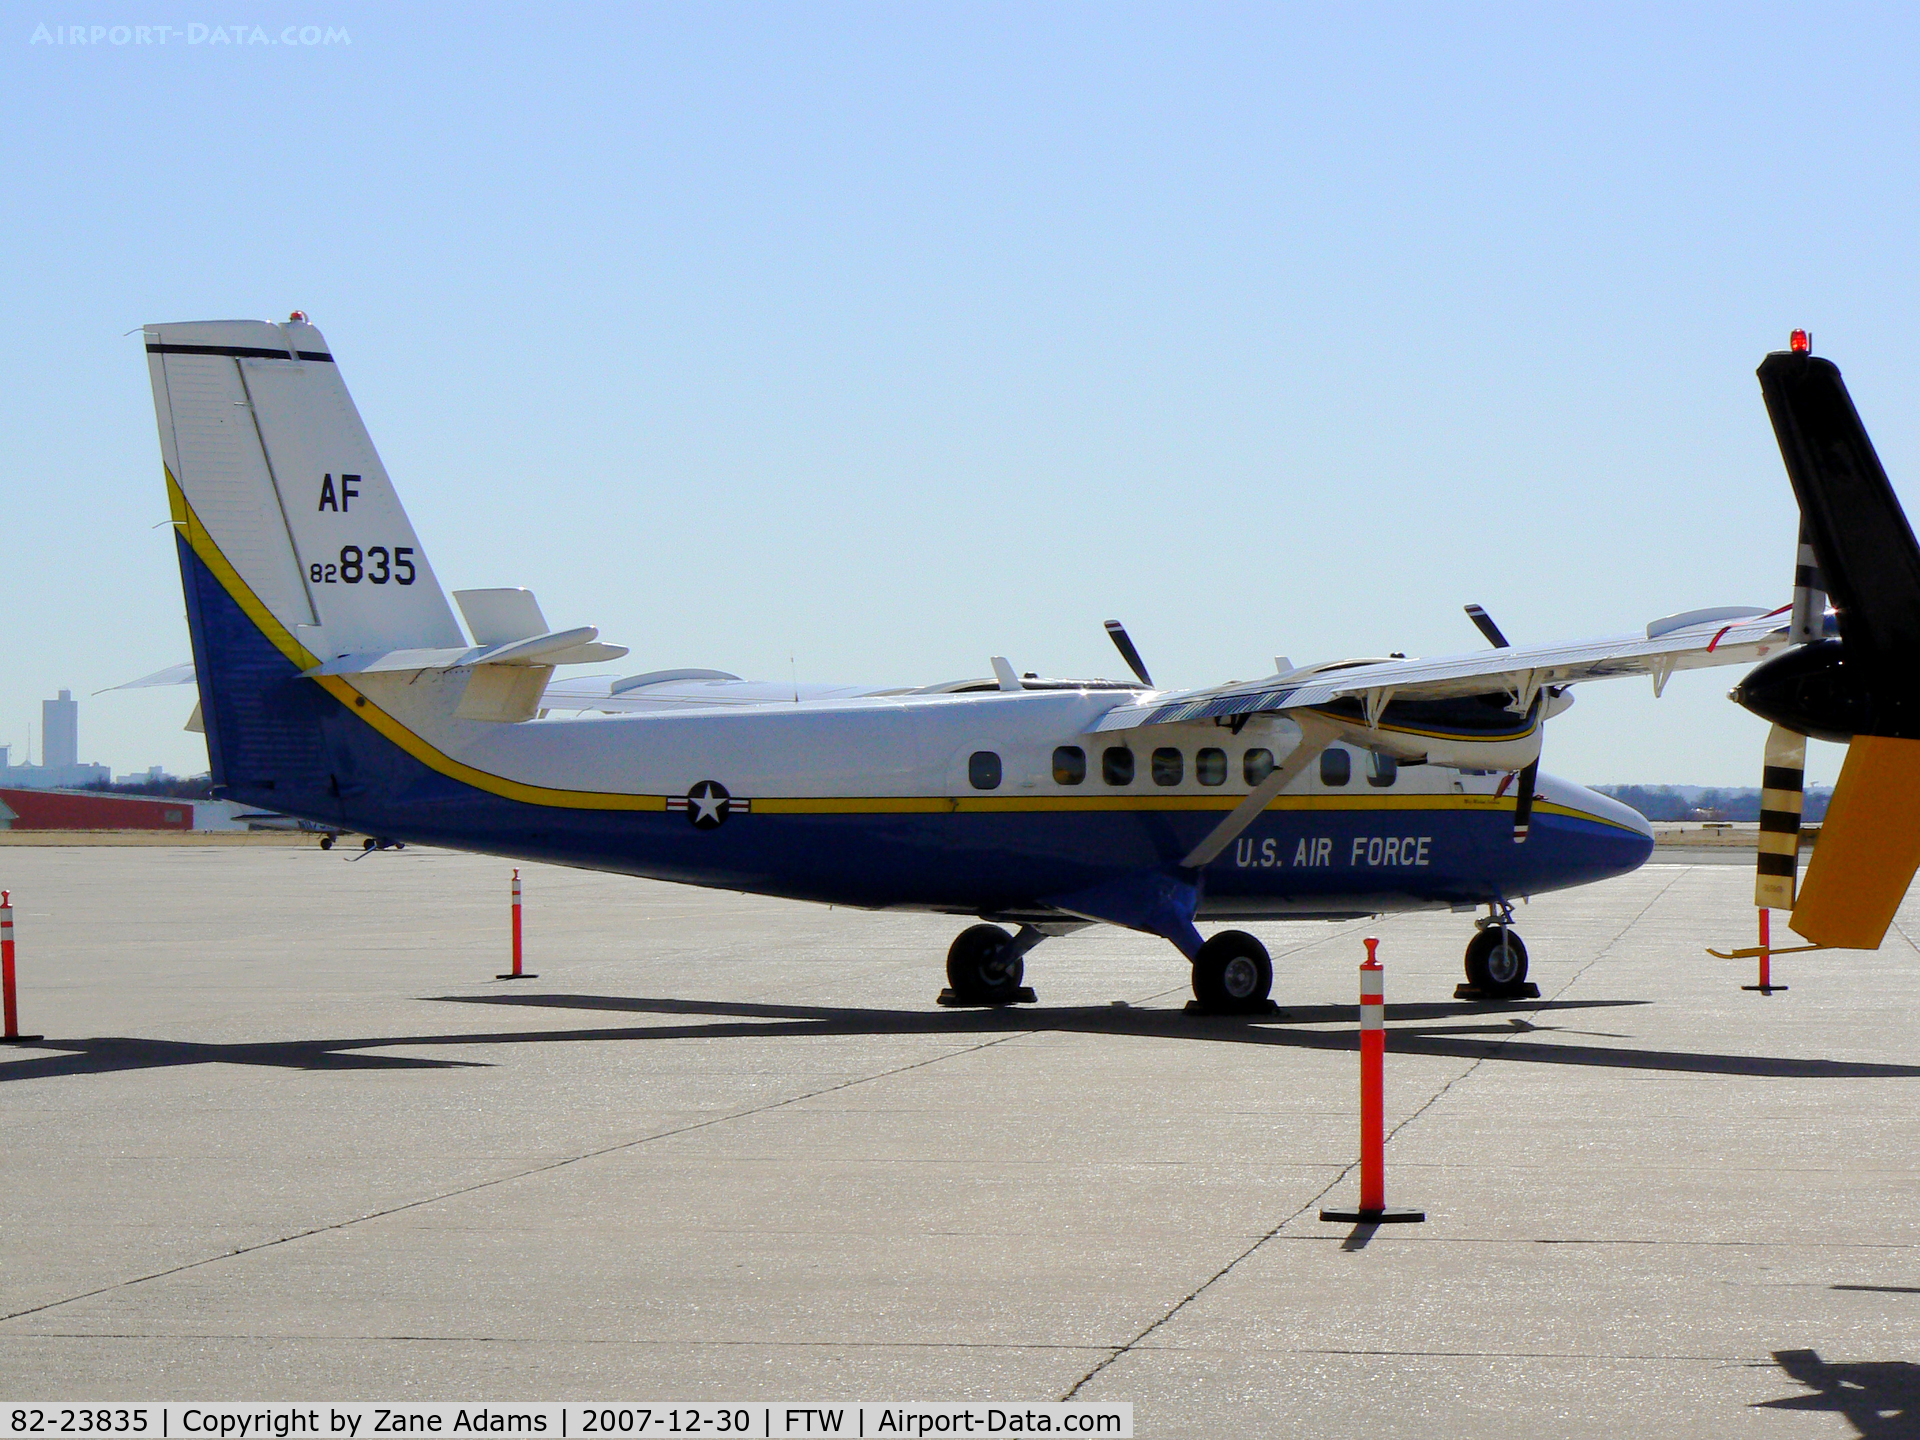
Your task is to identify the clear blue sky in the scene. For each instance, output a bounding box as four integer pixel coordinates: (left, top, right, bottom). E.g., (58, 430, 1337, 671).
(5, 3, 1917, 786)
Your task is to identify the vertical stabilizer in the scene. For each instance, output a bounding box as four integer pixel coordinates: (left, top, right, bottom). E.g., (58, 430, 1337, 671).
(146, 318, 464, 663)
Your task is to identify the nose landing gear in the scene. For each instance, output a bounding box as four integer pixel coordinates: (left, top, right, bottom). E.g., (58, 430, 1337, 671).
(1458, 903, 1538, 999)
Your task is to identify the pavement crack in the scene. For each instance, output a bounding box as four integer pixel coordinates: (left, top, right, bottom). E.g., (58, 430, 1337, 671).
(0, 1028, 1037, 1328)
(1063, 874, 1687, 1401)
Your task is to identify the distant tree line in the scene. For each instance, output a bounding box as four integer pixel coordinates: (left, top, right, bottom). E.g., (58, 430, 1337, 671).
(1596, 785, 1831, 823)
(81, 775, 216, 800)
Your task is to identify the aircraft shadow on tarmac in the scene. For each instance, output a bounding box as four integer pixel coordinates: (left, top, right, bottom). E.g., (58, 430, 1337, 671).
(1756, 1347, 1920, 1439)
(5, 993, 1920, 1084)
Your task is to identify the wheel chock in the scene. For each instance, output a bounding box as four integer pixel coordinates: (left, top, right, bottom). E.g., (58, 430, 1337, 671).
(936, 987, 1037, 1007)
(1453, 982, 1540, 1002)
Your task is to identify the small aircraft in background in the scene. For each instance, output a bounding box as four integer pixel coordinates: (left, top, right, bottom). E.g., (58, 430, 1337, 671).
(134, 316, 1818, 1011)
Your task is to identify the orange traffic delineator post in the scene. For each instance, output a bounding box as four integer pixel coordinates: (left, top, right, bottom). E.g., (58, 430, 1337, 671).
(1321, 937, 1424, 1225)
(1742, 908, 1789, 995)
(496, 869, 537, 980)
(1, 891, 44, 1044)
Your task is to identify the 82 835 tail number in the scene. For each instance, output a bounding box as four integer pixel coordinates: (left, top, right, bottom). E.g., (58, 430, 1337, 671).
(311, 545, 415, 585)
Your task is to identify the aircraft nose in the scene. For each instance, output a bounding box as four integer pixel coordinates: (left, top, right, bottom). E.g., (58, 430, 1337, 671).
(1538, 775, 1655, 873)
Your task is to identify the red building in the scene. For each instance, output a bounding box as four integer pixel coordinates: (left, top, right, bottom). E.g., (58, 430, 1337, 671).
(0, 788, 193, 830)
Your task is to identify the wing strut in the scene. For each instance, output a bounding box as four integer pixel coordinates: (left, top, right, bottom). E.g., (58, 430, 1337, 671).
(1181, 717, 1339, 869)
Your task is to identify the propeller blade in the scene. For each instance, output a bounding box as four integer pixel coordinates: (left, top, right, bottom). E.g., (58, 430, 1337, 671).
(1791, 735, 1920, 948)
(1103, 620, 1152, 687)
(1464, 603, 1511, 648)
(1755, 723, 1806, 911)
(1511, 757, 1540, 844)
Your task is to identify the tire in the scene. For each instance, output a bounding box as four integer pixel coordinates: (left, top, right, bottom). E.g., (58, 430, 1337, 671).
(946, 924, 1024, 1003)
(1465, 926, 1529, 994)
(363, 836, 378, 852)
(1191, 930, 1273, 1013)
(319, 835, 333, 850)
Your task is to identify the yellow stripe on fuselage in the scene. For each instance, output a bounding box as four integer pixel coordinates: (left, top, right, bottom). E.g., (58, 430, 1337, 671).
(170, 470, 1634, 833)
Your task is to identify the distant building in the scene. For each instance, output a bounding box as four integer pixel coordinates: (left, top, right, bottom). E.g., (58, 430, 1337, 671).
(42, 690, 77, 769)
(0, 787, 192, 831)
(2, 690, 110, 790)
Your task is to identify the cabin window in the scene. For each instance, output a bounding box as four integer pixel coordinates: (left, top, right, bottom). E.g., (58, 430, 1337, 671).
(1367, 752, 1398, 788)
(1244, 748, 1274, 785)
(1152, 747, 1184, 786)
(1196, 747, 1227, 786)
(1103, 746, 1135, 785)
(1320, 748, 1351, 786)
(969, 751, 1002, 790)
(1053, 745, 1086, 785)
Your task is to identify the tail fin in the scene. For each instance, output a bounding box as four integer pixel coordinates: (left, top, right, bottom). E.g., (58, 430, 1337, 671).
(146, 317, 463, 803)
(1758, 351, 1920, 661)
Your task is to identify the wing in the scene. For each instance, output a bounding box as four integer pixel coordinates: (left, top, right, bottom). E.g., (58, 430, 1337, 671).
(1092, 606, 1795, 733)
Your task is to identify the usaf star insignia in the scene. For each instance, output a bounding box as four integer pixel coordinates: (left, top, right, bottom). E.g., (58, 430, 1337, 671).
(668, 780, 750, 830)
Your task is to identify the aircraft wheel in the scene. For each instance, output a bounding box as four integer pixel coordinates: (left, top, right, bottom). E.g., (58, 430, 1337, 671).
(946, 924, 1025, 1004)
(363, 836, 378, 852)
(319, 835, 333, 850)
(1465, 926, 1529, 995)
(1191, 930, 1273, 1013)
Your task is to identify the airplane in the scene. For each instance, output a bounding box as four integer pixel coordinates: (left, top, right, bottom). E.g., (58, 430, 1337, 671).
(1714, 333, 1920, 956)
(135, 315, 1813, 1013)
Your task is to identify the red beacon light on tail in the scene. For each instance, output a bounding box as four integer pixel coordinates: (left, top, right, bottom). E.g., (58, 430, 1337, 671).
(1790, 328, 1811, 354)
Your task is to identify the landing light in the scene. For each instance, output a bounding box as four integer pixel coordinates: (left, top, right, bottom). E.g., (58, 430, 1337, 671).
(1790, 328, 1811, 354)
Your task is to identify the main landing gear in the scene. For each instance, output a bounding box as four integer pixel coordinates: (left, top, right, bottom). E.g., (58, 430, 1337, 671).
(943, 924, 1041, 1006)
(1190, 929, 1274, 1014)
(1461, 905, 1532, 998)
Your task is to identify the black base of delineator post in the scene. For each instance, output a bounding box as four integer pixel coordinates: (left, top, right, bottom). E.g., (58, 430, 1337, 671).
(495, 972, 539, 981)
(936, 987, 1037, 1007)
(1741, 983, 1787, 993)
(0, 1034, 45, 1044)
(1320, 1206, 1426, 1223)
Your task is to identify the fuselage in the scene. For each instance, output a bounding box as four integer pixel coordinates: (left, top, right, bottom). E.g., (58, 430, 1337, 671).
(295, 639, 1654, 921)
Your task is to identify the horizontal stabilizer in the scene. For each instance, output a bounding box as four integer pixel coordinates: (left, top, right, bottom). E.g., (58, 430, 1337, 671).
(306, 626, 626, 677)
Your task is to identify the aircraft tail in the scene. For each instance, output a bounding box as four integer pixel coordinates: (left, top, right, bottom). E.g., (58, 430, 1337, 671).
(1757, 351, 1920, 661)
(145, 317, 465, 808)
(1750, 348, 1920, 947)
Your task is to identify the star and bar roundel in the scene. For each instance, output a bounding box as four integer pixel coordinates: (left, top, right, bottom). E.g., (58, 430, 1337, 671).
(667, 780, 752, 830)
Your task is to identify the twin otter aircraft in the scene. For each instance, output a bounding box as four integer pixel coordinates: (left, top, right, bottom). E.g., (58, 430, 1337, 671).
(141, 316, 1811, 1011)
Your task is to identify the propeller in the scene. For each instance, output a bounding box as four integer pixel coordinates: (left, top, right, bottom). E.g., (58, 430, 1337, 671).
(1104, 620, 1153, 687)
(1731, 339, 1920, 949)
(1464, 603, 1511, 648)
(1466, 605, 1543, 843)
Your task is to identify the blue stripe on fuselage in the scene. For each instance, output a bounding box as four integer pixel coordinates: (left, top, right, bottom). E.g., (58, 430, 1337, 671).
(180, 537, 1653, 917)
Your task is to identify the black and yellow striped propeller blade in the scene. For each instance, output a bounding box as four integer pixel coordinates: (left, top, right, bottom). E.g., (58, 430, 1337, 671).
(1755, 724, 1805, 912)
